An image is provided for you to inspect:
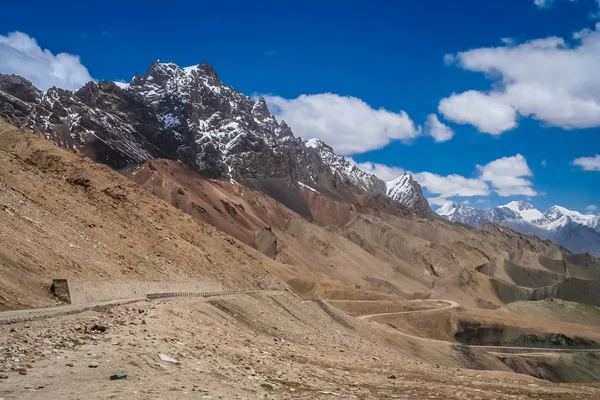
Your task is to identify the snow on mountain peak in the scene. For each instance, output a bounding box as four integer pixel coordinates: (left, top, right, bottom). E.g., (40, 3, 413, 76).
(304, 138, 323, 149)
(436, 201, 458, 216)
(543, 205, 600, 231)
(500, 200, 543, 222)
(435, 200, 600, 255)
(386, 173, 432, 216)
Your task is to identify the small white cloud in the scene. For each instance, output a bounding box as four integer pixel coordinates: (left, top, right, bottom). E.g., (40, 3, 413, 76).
(541, 160, 547, 167)
(413, 171, 490, 198)
(264, 93, 421, 155)
(573, 154, 600, 170)
(534, 0, 554, 8)
(534, 0, 596, 14)
(476, 199, 489, 203)
(438, 90, 517, 135)
(347, 158, 405, 181)
(477, 154, 537, 196)
(443, 54, 455, 65)
(425, 113, 454, 142)
(0, 31, 93, 91)
(586, 204, 598, 212)
(462, 199, 470, 205)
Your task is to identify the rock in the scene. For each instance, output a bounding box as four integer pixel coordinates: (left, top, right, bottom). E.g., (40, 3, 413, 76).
(90, 324, 107, 333)
(66, 362, 74, 367)
(89, 362, 99, 368)
(260, 383, 274, 390)
(18, 368, 27, 375)
(158, 353, 180, 364)
(388, 375, 397, 379)
(0, 374, 8, 379)
(110, 370, 128, 380)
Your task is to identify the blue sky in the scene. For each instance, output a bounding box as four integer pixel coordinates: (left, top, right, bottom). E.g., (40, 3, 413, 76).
(1, 0, 599, 214)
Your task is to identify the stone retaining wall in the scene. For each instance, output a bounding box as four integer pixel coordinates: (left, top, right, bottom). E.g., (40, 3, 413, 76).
(146, 290, 266, 299)
(56, 280, 223, 304)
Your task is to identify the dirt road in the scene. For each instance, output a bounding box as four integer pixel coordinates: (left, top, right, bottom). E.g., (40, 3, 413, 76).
(356, 299, 459, 320)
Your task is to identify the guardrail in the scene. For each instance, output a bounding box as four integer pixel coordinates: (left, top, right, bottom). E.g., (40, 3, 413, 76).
(146, 289, 269, 300)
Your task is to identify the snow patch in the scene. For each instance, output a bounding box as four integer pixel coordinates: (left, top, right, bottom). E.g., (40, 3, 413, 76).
(298, 181, 320, 194)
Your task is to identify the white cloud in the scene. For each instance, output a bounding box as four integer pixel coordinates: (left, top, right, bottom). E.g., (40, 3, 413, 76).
(438, 90, 517, 134)
(476, 199, 489, 203)
(462, 199, 470, 205)
(424, 113, 454, 142)
(534, 0, 599, 15)
(412, 171, 490, 198)
(347, 158, 405, 181)
(477, 154, 537, 196)
(586, 204, 598, 212)
(264, 93, 421, 155)
(428, 196, 451, 206)
(573, 154, 600, 170)
(440, 23, 600, 133)
(541, 160, 547, 167)
(534, 0, 554, 8)
(0, 31, 93, 91)
(353, 154, 538, 200)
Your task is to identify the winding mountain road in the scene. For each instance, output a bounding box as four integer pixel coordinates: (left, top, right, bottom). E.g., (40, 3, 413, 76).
(355, 299, 459, 320)
(327, 298, 600, 355)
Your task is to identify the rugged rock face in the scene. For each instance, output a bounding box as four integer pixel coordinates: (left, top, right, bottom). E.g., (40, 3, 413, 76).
(0, 62, 433, 216)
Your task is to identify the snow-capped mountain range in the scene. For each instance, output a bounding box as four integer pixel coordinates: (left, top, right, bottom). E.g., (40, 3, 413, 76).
(1, 61, 596, 255)
(0, 62, 432, 217)
(437, 201, 600, 256)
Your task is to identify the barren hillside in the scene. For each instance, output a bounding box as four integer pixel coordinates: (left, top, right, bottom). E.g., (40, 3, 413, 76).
(0, 119, 284, 310)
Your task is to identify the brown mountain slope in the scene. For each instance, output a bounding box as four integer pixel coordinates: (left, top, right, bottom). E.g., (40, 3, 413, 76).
(126, 157, 577, 308)
(0, 119, 286, 310)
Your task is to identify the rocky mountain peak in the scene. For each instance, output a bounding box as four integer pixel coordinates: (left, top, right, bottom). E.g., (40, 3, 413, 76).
(0, 74, 41, 103)
(437, 201, 459, 216)
(195, 62, 220, 80)
(502, 200, 534, 212)
(386, 173, 433, 217)
(252, 97, 271, 119)
(277, 120, 293, 138)
(0, 62, 435, 218)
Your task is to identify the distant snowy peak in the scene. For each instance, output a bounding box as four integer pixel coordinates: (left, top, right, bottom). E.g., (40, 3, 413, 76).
(541, 206, 600, 231)
(499, 201, 544, 222)
(386, 173, 432, 217)
(436, 201, 458, 217)
(435, 201, 600, 256)
(436, 201, 519, 226)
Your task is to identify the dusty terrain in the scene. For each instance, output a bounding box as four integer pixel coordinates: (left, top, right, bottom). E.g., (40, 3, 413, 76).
(2, 292, 600, 399)
(0, 120, 285, 310)
(3, 119, 600, 395)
